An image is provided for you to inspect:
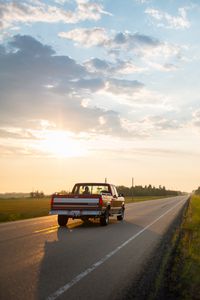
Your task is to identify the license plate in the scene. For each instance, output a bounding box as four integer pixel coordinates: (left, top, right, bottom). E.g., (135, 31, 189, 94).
(71, 210, 80, 216)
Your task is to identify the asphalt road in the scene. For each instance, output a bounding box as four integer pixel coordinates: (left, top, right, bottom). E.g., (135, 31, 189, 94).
(0, 195, 188, 300)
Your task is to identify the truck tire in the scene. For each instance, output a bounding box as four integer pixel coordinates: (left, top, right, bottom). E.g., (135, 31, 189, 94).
(58, 215, 68, 227)
(100, 209, 109, 226)
(81, 217, 90, 224)
(117, 208, 125, 221)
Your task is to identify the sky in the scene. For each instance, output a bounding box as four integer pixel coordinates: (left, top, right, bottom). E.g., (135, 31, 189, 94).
(0, 0, 200, 193)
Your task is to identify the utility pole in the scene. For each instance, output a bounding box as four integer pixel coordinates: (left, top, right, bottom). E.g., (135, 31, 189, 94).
(132, 177, 134, 201)
(105, 177, 107, 183)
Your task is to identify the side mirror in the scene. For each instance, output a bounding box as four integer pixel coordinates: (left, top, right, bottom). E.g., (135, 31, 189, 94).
(119, 193, 124, 197)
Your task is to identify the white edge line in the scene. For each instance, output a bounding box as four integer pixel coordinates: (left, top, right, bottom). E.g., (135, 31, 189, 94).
(47, 198, 187, 300)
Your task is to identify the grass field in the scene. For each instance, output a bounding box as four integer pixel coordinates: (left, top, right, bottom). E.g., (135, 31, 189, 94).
(154, 194, 200, 300)
(0, 197, 51, 222)
(172, 194, 200, 299)
(0, 195, 171, 223)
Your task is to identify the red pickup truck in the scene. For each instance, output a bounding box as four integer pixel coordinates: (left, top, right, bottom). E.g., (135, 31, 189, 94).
(50, 183, 125, 226)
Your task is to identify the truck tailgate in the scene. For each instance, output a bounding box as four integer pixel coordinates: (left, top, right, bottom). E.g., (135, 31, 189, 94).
(50, 195, 101, 216)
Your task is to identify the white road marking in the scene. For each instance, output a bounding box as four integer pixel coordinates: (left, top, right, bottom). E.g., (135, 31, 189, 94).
(47, 198, 187, 300)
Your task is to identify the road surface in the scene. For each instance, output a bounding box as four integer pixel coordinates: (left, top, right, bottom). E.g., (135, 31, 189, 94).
(0, 195, 188, 300)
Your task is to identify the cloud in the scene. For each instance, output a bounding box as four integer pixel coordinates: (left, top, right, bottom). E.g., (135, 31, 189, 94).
(84, 58, 110, 72)
(0, 34, 142, 145)
(112, 60, 146, 74)
(0, 34, 187, 160)
(147, 62, 178, 71)
(60, 28, 159, 50)
(0, 0, 111, 30)
(72, 78, 105, 92)
(144, 115, 182, 130)
(0, 35, 86, 91)
(84, 58, 145, 75)
(54, 0, 69, 4)
(9, 34, 55, 56)
(135, 0, 151, 3)
(59, 27, 108, 47)
(112, 31, 159, 48)
(105, 79, 144, 95)
(145, 7, 190, 29)
(0, 128, 40, 140)
(192, 109, 200, 127)
(60, 28, 181, 63)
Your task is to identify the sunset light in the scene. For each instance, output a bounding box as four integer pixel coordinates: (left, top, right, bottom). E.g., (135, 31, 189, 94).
(38, 131, 88, 158)
(1, 2, 200, 300)
(1, 0, 200, 193)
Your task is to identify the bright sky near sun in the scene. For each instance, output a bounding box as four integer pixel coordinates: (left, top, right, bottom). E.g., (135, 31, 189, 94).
(0, 0, 200, 193)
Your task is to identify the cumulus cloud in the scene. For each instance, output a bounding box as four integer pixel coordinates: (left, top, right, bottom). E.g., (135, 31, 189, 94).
(144, 115, 182, 130)
(84, 58, 110, 73)
(0, 33, 185, 160)
(141, 115, 183, 132)
(0, 128, 39, 140)
(59, 27, 108, 47)
(147, 62, 178, 71)
(105, 79, 144, 95)
(60, 28, 181, 63)
(192, 109, 200, 127)
(84, 57, 145, 75)
(145, 7, 190, 29)
(112, 60, 146, 74)
(0, 0, 111, 30)
(0, 34, 87, 100)
(60, 28, 159, 50)
(0, 34, 143, 145)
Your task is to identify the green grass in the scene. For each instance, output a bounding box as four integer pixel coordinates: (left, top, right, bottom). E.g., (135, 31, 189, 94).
(125, 195, 172, 203)
(176, 195, 200, 299)
(153, 195, 200, 300)
(0, 197, 51, 222)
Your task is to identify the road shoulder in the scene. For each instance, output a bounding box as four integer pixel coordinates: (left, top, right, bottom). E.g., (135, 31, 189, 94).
(118, 198, 189, 300)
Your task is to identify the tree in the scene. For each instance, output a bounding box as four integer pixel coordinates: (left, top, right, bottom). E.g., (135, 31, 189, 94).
(116, 184, 179, 197)
(30, 190, 45, 198)
(195, 186, 200, 195)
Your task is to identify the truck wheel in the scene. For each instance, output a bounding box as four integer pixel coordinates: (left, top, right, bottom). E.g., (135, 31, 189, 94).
(58, 215, 68, 227)
(117, 208, 125, 221)
(100, 209, 109, 226)
(81, 217, 90, 224)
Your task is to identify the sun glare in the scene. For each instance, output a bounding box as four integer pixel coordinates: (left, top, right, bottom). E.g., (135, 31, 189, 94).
(39, 131, 87, 158)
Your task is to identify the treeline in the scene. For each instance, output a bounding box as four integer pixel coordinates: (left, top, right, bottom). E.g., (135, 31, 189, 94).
(195, 186, 200, 195)
(117, 185, 180, 197)
(30, 190, 45, 198)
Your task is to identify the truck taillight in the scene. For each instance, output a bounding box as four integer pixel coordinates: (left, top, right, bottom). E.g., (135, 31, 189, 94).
(51, 195, 54, 207)
(99, 196, 103, 206)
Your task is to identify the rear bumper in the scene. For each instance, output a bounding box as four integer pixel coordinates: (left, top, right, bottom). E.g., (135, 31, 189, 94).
(49, 210, 102, 217)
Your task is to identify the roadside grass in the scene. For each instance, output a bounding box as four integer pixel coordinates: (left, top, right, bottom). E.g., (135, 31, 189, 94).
(152, 195, 200, 300)
(0, 195, 175, 223)
(175, 194, 200, 299)
(0, 197, 51, 222)
(125, 195, 173, 203)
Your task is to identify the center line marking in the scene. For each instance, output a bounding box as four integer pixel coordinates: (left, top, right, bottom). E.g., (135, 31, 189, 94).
(34, 225, 58, 233)
(47, 198, 187, 300)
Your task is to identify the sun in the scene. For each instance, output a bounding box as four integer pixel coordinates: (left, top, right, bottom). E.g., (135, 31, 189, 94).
(39, 131, 87, 158)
